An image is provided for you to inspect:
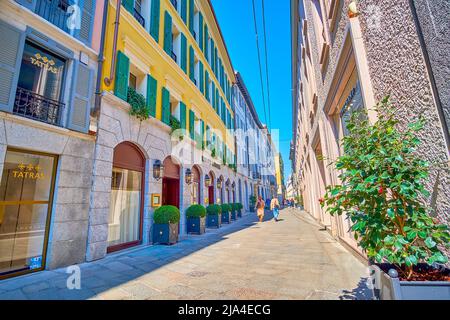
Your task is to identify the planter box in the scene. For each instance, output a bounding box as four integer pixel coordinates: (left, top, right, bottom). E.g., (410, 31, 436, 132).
(221, 212, 231, 224)
(187, 216, 206, 235)
(153, 223, 179, 245)
(231, 210, 237, 221)
(372, 264, 450, 300)
(237, 210, 242, 218)
(206, 214, 221, 228)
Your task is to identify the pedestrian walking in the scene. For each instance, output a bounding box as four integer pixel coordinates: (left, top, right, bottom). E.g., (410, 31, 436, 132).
(255, 196, 265, 222)
(270, 196, 280, 222)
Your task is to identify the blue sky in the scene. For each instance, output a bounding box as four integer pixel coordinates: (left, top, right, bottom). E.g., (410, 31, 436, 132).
(211, 0, 293, 181)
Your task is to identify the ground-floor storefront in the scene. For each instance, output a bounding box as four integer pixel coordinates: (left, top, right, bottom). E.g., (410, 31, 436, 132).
(0, 113, 95, 280)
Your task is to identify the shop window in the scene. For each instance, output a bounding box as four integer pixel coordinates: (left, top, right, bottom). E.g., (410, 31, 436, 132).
(0, 149, 57, 279)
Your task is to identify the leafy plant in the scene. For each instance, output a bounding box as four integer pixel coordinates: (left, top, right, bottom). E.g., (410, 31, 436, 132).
(221, 203, 231, 213)
(321, 97, 450, 280)
(127, 87, 149, 121)
(153, 205, 180, 224)
(206, 204, 222, 216)
(249, 195, 257, 208)
(186, 204, 206, 218)
(211, 148, 217, 158)
(169, 115, 181, 134)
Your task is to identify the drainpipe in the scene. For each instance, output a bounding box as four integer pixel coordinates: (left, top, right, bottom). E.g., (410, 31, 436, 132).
(103, 0, 122, 87)
(93, 0, 110, 116)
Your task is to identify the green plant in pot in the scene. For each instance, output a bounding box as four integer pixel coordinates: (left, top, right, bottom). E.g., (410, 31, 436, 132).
(236, 203, 244, 217)
(153, 205, 180, 245)
(321, 97, 450, 299)
(230, 203, 237, 221)
(206, 204, 222, 228)
(249, 196, 256, 212)
(186, 204, 206, 235)
(220, 203, 231, 224)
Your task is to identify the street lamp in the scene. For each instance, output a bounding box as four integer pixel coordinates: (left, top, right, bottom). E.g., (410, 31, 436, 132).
(185, 168, 193, 185)
(205, 174, 211, 187)
(153, 160, 164, 181)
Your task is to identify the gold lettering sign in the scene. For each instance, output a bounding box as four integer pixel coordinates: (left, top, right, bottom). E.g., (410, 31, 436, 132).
(12, 163, 45, 180)
(30, 53, 58, 74)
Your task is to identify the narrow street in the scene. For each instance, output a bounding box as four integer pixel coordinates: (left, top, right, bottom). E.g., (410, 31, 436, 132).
(0, 209, 372, 300)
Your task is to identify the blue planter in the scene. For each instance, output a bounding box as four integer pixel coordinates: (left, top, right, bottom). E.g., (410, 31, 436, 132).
(206, 214, 221, 228)
(153, 223, 179, 245)
(237, 209, 242, 218)
(221, 212, 231, 224)
(230, 210, 237, 221)
(187, 217, 206, 234)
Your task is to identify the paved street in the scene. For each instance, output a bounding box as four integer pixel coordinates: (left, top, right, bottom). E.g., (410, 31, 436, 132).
(0, 209, 372, 300)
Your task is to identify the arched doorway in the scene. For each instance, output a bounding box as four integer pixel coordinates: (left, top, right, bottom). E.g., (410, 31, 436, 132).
(232, 182, 236, 203)
(238, 179, 242, 204)
(208, 171, 215, 205)
(191, 165, 201, 204)
(218, 176, 224, 204)
(226, 179, 231, 203)
(108, 142, 145, 253)
(162, 156, 180, 208)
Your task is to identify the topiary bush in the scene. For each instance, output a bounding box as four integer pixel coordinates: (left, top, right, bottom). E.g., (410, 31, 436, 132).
(221, 203, 231, 213)
(186, 204, 206, 218)
(321, 97, 450, 280)
(153, 205, 180, 224)
(206, 204, 222, 216)
(237, 203, 243, 210)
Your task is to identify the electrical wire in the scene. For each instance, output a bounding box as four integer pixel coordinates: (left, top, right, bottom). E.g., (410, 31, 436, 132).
(261, 0, 272, 130)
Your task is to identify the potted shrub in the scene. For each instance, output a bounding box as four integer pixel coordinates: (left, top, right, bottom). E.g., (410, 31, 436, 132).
(249, 196, 256, 212)
(153, 205, 180, 245)
(230, 203, 237, 221)
(220, 203, 231, 224)
(186, 204, 206, 235)
(236, 203, 244, 218)
(322, 98, 450, 300)
(206, 204, 222, 228)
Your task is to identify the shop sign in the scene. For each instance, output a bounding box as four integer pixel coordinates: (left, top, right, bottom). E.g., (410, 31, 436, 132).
(29, 256, 42, 270)
(12, 163, 45, 180)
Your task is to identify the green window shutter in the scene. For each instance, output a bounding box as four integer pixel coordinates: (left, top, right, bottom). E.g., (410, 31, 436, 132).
(67, 61, 94, 133)
(189, 46, 195, 82)
(189, 109, 195, 140)
(181, 33, 187, 74)
(180, 102, 187, 130)
(161, 87, 170, 125)
(211, 82, 216, 110)
(210, 39, 215, 72)
(214, 47, 218, 77)
(0, 21, 25, 112)
(198, 12, 204, 52)
(205, 71, 209, 101)
(199, 61, 204, 94)
(122, 0, 134, 14)
(204, 24, 209, 59)
(146, 74, 157, 118)
(114, 51, 130, 101)
(189, 0, 194, 35)
(150, 0, 161, 42)
(163, 11, 173, 55)
(199, 119, 205, 149)
(181, 0, 188, 24)
(206, 125, 211, 148)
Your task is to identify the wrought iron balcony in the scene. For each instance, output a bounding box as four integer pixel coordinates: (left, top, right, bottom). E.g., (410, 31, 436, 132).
(35, 0, 71, 33)
(13, 87, 64, 126)
(133, 8, 145, 28)
(171, 51, 177, 63)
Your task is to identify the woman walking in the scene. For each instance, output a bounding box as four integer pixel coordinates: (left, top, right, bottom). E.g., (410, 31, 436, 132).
(255, 196, 265, 222)
(270, 196, 280, 222)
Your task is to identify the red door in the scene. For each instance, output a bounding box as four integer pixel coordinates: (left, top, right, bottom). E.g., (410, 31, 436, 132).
(208, 186, 214, 204)
(162, 178, 180, 208)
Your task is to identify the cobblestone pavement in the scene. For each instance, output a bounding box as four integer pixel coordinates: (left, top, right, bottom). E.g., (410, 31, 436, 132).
(0, 208, 373, 300)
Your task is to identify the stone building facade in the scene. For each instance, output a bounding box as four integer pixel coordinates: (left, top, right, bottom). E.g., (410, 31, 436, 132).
(0, 0, 104, 277)
(290, 0, 450, 256)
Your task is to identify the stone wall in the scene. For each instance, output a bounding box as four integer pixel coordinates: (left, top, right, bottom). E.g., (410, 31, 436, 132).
(0, 113, 95, 269)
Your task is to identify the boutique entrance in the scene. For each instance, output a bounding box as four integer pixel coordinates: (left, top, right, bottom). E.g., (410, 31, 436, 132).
(0, 149, 57, 279)
(107, 142, 145, 253)
(162, 157, 180, 208)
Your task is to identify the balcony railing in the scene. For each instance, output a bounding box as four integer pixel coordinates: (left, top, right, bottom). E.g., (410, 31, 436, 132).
(35, 0, 71, 33)
(13, 87, 64, 126)
(133, 8, 145, 28)
(171, 51, 177, 63)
